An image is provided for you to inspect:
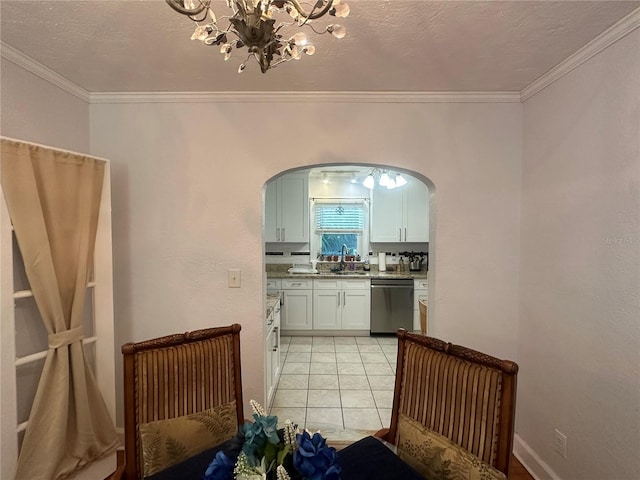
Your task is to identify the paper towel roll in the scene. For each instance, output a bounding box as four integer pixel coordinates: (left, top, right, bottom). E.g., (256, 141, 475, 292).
(378, 252, 386, 272)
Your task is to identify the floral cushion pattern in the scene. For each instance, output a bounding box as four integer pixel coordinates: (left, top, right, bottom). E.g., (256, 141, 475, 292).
(139, 400, 238, 478)
(397, 414, 506, 480)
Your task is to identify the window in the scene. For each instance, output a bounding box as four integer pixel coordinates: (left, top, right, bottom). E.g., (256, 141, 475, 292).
(321, 233, 358, 256)
(313, 201, 365, 256)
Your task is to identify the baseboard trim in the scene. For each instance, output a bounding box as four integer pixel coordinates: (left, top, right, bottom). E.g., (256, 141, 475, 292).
(281, 330, 370, 336)
(513, 434, 561, 480)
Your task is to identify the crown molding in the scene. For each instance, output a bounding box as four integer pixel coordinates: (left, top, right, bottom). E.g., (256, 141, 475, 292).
(0, 43, 519, 104)
(89, 91, 521, 104)
(0, 42, 90, 103)
(521, 6, 640, 102)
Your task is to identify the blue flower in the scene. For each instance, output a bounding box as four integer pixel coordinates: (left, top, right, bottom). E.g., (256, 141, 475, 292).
(203, 450, 235, 480)
(293, 431, 342, 480)
(323, 464, 342, 480)
(242, 414, 280, 464)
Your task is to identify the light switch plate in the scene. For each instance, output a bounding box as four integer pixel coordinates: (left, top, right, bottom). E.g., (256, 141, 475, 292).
(228, 269, 241, 288)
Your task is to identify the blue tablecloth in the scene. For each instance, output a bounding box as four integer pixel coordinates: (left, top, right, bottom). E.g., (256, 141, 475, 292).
(336, 436, 424, 479)
(148, 435, 424, 480)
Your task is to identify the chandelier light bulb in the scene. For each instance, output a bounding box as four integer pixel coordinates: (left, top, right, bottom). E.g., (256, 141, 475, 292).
(288, 5, 301, 21)
(332, 3, 350, 17)
(191, 25, 209, 41)
(220, 43, 233, 61)
(379, 172, 390, 187)
(327, 24, 346, 39)
(395, 174, 408, 187)
(303, 45, 316, 55)
(290, 32, 308, 46)
(363, 174, 375, 189)
(386, 177, 397, 189)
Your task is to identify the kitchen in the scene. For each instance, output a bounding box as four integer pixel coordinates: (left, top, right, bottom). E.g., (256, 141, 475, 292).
(264, 166, 430, 434)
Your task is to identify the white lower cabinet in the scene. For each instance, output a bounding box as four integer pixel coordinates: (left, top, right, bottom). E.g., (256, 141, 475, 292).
(413, 278, 428, 332)
(265, 302, 281, 408)
(281, 279, 313, 330)
(313, 279, 371, 331)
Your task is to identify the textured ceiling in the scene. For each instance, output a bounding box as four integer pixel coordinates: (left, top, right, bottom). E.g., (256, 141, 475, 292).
(1, 0, 638, 93)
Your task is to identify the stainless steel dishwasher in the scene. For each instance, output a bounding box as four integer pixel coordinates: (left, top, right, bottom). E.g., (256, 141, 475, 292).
(370, 278, 414, 334)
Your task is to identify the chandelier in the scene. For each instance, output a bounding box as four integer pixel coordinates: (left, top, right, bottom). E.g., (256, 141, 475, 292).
(166, 0, 350, 74)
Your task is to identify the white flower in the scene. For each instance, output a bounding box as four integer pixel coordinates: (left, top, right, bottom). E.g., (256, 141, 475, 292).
(284, 419, 298, 448)
(277, 465, 292, 480)
(250, 399, 267, 417)
(236, 474, 267, 480)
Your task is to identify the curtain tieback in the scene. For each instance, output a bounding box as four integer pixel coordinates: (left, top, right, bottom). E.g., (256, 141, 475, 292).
(48, 326, 85, 349)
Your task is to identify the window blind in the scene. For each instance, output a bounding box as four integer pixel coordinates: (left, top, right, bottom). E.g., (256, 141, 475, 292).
(315, 203, 364, 232)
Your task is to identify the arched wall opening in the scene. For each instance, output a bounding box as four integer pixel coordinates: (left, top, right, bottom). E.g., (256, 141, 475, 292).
(262, 163, 436, 428)
(263, 163, 436, 327)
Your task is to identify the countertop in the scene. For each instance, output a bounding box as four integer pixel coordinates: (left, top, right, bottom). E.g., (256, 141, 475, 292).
(266, 270, 428, 280)
(266, 293, 281, 318)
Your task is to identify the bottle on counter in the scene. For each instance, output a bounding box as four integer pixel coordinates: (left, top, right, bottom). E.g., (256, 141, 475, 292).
(363, 258, 370, 271)
(399, 257, 405, 272)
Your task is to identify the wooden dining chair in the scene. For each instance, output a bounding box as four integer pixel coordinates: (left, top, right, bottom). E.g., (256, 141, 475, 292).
(108, 324, 244, 480)
(376, 329, 518, 480)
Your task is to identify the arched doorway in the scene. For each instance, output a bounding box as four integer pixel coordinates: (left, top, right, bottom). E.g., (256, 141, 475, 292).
(263, 163, 435, 439)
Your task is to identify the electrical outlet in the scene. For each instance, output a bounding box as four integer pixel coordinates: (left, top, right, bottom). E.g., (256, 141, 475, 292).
(553, 429, 567, 458)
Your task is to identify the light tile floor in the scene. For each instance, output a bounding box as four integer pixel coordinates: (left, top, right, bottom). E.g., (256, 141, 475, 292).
(269, 336, 398, 440)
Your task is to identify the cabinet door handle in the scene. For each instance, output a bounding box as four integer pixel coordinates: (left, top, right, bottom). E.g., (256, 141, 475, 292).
(343, 291, 346, 305)
(276, 228, 280, 241)
(404, 228, 407, 241)
(337, 292, 340, 306)
(399, 228, 402, 241)
(282, 228, 286, 241)
(273, 327, 279, 351)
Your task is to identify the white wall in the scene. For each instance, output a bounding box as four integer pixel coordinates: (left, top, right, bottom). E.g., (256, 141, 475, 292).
(89, 100, 522, 425)
(3, 22, 639, 480)
(0, 58, 89, 152)
(518, 29, 640, 480)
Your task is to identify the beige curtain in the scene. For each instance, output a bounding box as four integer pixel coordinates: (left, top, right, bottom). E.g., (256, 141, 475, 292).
(1, 139, 119, 479)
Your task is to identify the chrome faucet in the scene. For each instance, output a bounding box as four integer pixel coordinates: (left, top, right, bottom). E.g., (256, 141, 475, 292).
(340, 244, 348, 271)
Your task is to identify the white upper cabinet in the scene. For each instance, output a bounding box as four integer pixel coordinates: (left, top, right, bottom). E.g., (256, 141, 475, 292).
(404, 180, 429, 242)
(370, 180, 429, 242)
(369, 186, 404, 242)
(265, 174, 309, 243)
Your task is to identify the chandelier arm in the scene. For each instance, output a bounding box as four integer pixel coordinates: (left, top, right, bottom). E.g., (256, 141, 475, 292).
(304, 23, 326, 35)
(286, 0, 334, 20)
(165, 0, 209, 17)
(188, 10, 211, 22)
